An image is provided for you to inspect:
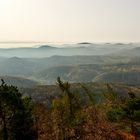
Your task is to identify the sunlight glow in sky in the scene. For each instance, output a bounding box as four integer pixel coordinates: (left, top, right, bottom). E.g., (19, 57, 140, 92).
(0, 0, 140, 42)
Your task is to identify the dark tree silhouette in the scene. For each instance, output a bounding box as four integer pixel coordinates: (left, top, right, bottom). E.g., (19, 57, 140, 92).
(0, 79, 38, 140)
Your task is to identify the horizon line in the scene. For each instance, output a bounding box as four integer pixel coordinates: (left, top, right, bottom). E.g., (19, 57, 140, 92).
(0, 41, 139, 44)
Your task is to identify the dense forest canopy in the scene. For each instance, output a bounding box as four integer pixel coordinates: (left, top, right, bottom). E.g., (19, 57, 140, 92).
(0, 78, 140, 140)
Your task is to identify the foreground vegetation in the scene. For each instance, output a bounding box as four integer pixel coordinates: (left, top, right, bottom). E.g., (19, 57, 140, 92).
(0, 78, 140, 140)
(0, 80, 37, 140)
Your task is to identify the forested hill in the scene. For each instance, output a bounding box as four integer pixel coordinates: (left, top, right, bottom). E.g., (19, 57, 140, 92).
(0, 76, 38, 87)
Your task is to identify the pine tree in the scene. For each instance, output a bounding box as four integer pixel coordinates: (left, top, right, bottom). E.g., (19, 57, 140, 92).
(0, 79, 38, 140)
(52, 77, 84, 140)
(106, 87, 140, 140)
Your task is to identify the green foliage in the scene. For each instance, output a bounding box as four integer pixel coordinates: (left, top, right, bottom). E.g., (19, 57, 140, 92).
(51, 77, 85, 139)
(0, 79, 37, 140)
(122, 92, 140, 121)
(104, 84, 118, 104)
(80, 84, 96, 106)
(107, 107, 124, 122)
(106, 87, 140, 139)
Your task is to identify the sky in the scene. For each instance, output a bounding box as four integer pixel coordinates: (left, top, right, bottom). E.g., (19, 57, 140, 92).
(0, 0, 140, 43)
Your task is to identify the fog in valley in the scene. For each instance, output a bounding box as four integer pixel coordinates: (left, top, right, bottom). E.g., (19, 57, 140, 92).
(0, 42, 140, 86)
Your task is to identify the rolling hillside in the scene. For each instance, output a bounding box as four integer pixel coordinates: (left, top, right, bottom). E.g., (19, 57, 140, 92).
(0, 55, 139, 85)
(35, 65, 100, 84)
(22, 82, 140, 105)
(0, 55, 132, 78)
(0, 43, 139, 86)
(0, 76, 38, 88)
(33, 63, 140, 85)
(93, 71, 140, 86)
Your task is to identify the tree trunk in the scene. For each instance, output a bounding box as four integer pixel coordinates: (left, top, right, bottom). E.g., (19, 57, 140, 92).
(3, 113, 8, 140)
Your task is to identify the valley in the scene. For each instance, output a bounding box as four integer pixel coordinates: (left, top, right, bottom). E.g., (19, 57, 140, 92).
(0, 43, 140, 86)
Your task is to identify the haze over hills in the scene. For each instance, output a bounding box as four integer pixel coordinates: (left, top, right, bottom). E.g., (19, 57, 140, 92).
(0, 43, 139, 58)
(0, 43, 140, 86)
(0, 76, 38, 88)
(1, 0, 140, 138)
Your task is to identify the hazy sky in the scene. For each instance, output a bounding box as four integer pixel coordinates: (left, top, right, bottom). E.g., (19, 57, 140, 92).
(0, 0, 140, 43)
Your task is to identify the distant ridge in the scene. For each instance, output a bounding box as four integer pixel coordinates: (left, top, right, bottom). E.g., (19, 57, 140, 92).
(38, 45, 57, 49)
(78, 42, 93, 45)
(0, 43, 140, 57)
(0, 76, 38, 87)
(114, 43, 125, 45)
